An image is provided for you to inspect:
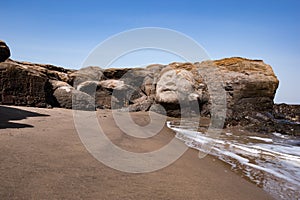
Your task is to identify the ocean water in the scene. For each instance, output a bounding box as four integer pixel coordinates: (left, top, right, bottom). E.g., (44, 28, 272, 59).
(167, 120, 300, 200)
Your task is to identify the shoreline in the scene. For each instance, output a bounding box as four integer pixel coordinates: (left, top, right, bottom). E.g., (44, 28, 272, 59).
(0, 105, 272, 199)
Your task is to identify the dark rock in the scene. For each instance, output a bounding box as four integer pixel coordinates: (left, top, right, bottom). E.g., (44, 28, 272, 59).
(94, 79, 126, 109)
(94, 79, 145, 109)
(146, 64, 165, 73)
(0, 59, 74, 108)
(77, 81, 99, 96)
(0, 40, 10, 62)
(52, 83, 95, 110)
(124, 97, 154, 112)
(70, 66, 104, 86)
(0, 62, 49, 107)
(147, 103, 166, 115)
(273, 103, 300, 123)
(141, 75, 155, 97)
(76, 79, 133, 109)
(271, 104, 300, 135)
(103, 68, 131, 79)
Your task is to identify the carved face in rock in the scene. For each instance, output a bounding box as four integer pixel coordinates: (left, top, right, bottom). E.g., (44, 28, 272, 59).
(156, 68, 200, 104)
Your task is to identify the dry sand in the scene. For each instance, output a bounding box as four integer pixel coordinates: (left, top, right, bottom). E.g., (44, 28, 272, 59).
(0, 105, 273, 200)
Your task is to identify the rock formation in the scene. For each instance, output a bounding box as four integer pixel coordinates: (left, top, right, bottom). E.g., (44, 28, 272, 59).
(0, 40, 10, 62)
(0, 61, 50, 107)
(274, 103, 300, 122)
(0, 40, 299, 135)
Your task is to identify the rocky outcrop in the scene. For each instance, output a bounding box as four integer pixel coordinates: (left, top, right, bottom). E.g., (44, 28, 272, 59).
(0, 40, 10, 62)
(0, 58, 74, 108)
(210, 58, 279, 125)
(273, 103, 300, 136)
(0, 40, 298, 134)
(273, 104, 300, 123)
(272, 104, 300, 135)
(0, 62, 50, 107)
(155, 58, 283, 133)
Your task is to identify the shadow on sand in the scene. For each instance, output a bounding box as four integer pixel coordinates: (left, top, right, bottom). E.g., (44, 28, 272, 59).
(0, 106, 49, 129)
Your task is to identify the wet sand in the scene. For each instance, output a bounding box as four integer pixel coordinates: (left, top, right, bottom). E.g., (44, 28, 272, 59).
(0, 105, 272, 199)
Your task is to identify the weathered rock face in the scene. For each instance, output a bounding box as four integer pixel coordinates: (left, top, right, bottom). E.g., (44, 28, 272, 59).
(210, 58, 279, 125)
(103, 68, 131, 79)
(96, 79, 145, 109)
(0, 62, 49, 107)
(156, 67, 197, 104)
(52, 83, 95, 110)
(69, 66, 104, 85)
(123, 96, 154, 112)
(193, 58, 281, 133)
(271, 104, 300, 135)
(144, 58, 288, 133)
(81, 80, 124, 109)
(273, 104, 300, 123)
(0, 40, 10, 62)
(154, 64, 207, 117)
(0, 59, 73, 108)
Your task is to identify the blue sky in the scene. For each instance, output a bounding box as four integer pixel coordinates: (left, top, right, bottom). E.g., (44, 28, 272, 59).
(1, 0, 299, 103)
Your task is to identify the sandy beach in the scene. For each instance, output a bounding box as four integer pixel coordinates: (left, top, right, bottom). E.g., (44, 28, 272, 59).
(0, 105, 272, 200)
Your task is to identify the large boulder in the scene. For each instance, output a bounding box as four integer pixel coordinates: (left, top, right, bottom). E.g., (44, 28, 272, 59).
(76, 79, 127, 109)
(0, 40, 10, 62)
(94, 79, 145, 109)
(154, 63, 208, 117)
(122, 96, 154, 112)
(156, 65, 203, 104)
(51, 80, 95, 110)
(207, 57, 279, 126)
(0, 60, 74, 108)
(141, 75, 155, 96)
(153, 58, 279, 124)
(7, 59, 72, 82)
(146, 64, 165, 74)
(103, 68, 130, 79)
(99, 79, 127, 90)
(0, 62, 50, 107)
(69, 66, 104, 85)
(50, 80, 71, 91)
